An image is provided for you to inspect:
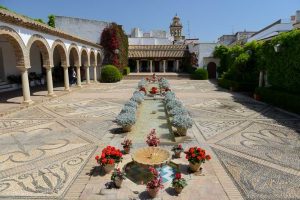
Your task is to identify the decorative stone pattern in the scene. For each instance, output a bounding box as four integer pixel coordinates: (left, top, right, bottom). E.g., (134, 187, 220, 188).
(212, 148, 300, 200)
(217, 122, 300, 170)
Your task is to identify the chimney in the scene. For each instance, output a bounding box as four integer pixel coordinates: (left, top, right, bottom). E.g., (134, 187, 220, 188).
(296, 10, 300, 23)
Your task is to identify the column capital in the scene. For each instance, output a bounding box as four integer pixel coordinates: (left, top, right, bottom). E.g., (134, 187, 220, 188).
(44, 65, 54, 70)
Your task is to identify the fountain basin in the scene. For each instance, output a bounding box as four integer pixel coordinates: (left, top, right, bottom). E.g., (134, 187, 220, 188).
(132, 147, 172, 167)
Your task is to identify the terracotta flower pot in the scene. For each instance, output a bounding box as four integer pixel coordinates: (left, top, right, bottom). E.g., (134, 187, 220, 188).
(174, 186, 183, 194)
(122, 125, 132, 132)
(103, 163, 115, 173)
(254, 94, 261, 101)
(176, 127, 187, 136)
(114, 177, 123, 188)
(189, 162, 201, 172)
(148, 188, 159, 198)
(123, 146, 130, 154)
(174, 151, 181, 158)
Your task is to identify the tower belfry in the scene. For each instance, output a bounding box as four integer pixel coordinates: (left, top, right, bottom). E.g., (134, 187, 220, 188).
(170, 14, 184, 41)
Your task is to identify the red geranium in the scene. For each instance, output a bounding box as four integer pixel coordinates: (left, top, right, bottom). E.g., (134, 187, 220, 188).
(146, 129, 160, 147)
(95, 146, 123, 165)
(139, 87, 147, 94)
(184, 146, 211, 164)
(150, 87, 158, 94)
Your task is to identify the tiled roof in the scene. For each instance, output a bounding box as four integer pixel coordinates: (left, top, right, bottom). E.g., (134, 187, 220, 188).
(0, 8, 102, 49)
(128, 45, 187, 58)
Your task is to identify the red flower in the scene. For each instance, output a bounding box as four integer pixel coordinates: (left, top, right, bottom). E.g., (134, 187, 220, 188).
(189, 148, 194, 153)
(178, 144, 182, 149)
(109, 159, 114, 164)
(192, 153, 196, 157)
(102, 158, 107, 164)
(175, 173, 181, 179)
(101, 153, 105, 158)
(205, 155, 211, 160)
(95, 155, 99, 160)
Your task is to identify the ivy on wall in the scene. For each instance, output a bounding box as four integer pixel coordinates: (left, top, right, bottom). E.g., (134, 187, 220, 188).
(100, 23, 128, 70)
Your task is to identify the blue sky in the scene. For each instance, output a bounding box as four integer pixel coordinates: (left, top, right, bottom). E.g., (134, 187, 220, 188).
(1, 0, 298, 42)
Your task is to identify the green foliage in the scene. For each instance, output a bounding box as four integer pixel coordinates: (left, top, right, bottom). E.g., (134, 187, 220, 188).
(34, 18, 45, 24)
(0, 5, 9, 10)
(47, 15, 55, 28)
(262, 29, 300, 94)
(123, 67, 130, 75)
(191, 68, 208, 80)
(100, 65, 122, 83)
(255, 87, 300, 114)
(100, 23, 128, 70)
(218, 78, 257, 92)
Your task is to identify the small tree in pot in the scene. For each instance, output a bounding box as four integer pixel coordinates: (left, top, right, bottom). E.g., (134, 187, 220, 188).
(121, 138, 132, 154)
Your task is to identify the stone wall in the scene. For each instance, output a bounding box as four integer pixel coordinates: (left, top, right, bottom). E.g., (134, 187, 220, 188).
(55, 16, 110, 44)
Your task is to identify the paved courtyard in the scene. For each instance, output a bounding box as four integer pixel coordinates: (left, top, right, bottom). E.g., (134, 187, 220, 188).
(0, 80, 299, 200)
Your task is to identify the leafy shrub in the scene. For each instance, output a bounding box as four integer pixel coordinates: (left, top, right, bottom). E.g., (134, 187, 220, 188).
(101, 65, 122, 83)
(138, 78, 147, 89)
(166, 99, 183, 110)
(130, 93, 144, 104)
(48, 15, 55, 28)
(255, 87, 300, 114)
(169, 107, 188, 116)
(120, 106, 136, 114)
(191, 68, 208, 80)
(124, 100, 137, 108)
(123, 67, 130, 75)
(159, 78, 170, 89)
(172, 115, 193, 129)
(165, 91, 176, 102)
(116, 112, 136, 127)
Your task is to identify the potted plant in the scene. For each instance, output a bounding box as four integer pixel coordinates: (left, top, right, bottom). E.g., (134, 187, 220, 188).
(131, 91, 144, 104)
(146, 167, 164, 198)
(120, 106, 136, 115)
(184, 146, 211, 172)
(149, 87, 158, 95)
(169, 107, 188, 117)
(146, 129, 160, 147)
(116, 112, 136, 132)
(139, 87, 147, 95)
(121, 138, 132, 154)
(171, 115, 193, 136)
(111, 168, 126, 188)
(166, 99, 183, 111)
(95, 146, 123, 173)
(172, 173, 187, 194)
(171, 144, 184, 158)
(124, 100, 138, 109)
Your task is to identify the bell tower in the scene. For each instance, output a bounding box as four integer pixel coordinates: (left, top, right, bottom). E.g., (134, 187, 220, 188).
(170, 14, 183, 41)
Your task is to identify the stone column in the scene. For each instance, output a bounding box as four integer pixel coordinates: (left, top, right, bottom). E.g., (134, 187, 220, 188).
(259, 71, 263, 87)
(163, 60, 166, 73)
(76, 66, 82, 87)
(86, 66, 90, 84)
(45, 66, 55, 97)
(176, 60, 179, 72)
(150, 60, 153, 73)
(93, 66, 97, 83)
(136, 60, 140, 73)
(19, 67, 33, 104)
(63, 66, 70, 91)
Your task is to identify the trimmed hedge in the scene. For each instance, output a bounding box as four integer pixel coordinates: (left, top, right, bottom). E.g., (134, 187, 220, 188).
(218, 78, 257, 92)
(191, 68, 208, 80)
(123, 67, 130, 75)
(101, 65, 122, 83)
(255, 87, 300, 114)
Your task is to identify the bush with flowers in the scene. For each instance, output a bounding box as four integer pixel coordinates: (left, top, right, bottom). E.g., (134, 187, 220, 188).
(95, 146, 123, 166)
(111, 168, 126, 181)
(172, 172, 187, 191)
(146, 129, 160, 147)
(184, 146, 211, 164)
(150, 87, 158, 94)
(171, 144, 184, 153)
(146, 167, 164, 197)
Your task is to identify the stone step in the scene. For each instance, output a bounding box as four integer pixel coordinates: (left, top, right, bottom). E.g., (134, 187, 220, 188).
(0, 82, 20, 93)
(123, 73, 191, 80)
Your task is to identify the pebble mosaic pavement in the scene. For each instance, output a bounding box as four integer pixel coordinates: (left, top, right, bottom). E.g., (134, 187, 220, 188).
(0, 80, 299, 200)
